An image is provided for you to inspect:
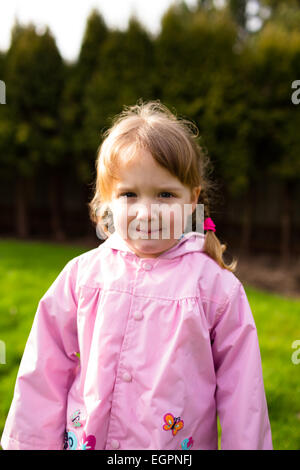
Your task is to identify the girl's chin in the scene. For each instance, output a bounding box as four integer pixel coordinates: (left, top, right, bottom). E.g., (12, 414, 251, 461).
(129, 239, 178, 254)
(131, 241, 165, 250)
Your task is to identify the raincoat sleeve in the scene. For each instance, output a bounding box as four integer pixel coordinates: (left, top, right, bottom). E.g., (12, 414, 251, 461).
(210, 279, 273, 450)
(1, 257, 80, 450)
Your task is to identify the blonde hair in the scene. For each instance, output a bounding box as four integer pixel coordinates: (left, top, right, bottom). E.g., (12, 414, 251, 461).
(88, 99, 237, 272)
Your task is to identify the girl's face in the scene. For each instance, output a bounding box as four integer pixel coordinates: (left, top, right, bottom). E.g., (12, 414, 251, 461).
(109, 149, 201, 258)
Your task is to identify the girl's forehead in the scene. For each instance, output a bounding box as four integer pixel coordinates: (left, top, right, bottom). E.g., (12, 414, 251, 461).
(115, 163, 181, 187)
(117, 149, 175, 178)
(111, 147, 190, 192)
(118, 147, 155, 167)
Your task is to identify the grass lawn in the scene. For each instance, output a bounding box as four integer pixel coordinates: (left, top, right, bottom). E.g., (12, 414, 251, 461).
(0, 239, 299, 450)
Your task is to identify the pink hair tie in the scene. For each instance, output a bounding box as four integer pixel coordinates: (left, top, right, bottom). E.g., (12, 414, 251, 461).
(204, 217, 216, 232)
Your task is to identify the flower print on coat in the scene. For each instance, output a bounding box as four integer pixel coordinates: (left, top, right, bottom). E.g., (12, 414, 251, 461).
(66, 430, 78, 450)
(64, 430, 96, 450)
(180, 436, 193, 450)
(80, 432, 96, 450)
(70, 409, 84, 428)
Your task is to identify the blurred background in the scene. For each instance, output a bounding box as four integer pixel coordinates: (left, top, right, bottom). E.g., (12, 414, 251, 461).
(0, 0, 300, 450)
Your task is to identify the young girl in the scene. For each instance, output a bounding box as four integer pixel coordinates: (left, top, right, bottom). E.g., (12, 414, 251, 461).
(1, 100, 273, 450)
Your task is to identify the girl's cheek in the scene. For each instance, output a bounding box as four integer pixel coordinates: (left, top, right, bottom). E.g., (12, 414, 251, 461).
(113, 206, 137, 239)
(115, 212, 129, 237)
(161, 206, 184, 238)
(111, 202, 125, 231)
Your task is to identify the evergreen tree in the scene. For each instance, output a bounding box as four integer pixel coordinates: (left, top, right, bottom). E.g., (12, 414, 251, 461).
(82, 16, 156, 157)
(5, 21, 65, 238)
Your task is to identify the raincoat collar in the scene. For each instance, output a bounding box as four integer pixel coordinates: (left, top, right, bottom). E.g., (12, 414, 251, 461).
(102, 230, 205, 260)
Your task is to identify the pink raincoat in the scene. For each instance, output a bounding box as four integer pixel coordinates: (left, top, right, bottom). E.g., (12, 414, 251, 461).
(1, 231, 273, 450)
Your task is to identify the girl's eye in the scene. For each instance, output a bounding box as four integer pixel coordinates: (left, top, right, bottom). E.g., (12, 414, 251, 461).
(119, 192, 175, 198)
(119, 192, 136, 198)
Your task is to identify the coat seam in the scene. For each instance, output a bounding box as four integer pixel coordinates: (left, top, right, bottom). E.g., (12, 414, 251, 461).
(78, 284, 229, 304)
(214, 279, 241, 322)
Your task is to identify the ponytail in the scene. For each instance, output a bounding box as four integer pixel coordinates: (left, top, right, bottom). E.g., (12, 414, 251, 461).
(195, 187, 238, 273)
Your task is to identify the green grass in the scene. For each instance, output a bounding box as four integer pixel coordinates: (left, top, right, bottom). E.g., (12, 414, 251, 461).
(244, 285, 300, 450)
(0, 240, 300, 450)
(0, 239, 88, 447)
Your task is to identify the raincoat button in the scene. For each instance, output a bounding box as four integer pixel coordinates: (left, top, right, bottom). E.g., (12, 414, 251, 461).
(122, 371, 132, 382)
(111, 439, 120, 449)
(133, 311, 144, 320)
(143, 262, 153, 271)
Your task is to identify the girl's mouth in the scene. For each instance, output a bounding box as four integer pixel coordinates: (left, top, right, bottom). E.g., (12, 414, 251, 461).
(137, 228, 162, 235)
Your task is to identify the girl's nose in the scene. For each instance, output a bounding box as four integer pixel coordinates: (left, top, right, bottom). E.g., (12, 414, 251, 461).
(135, 200, 159, 227)
(135, 201, 152, 220)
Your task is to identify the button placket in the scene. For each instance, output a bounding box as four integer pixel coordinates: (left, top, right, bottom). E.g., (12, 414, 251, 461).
(106, 259, 158, 449)
(106, 267, 144, 449)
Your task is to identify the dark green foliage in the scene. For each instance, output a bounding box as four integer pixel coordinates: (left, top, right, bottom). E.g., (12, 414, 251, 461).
(0, 3, 299, 245)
